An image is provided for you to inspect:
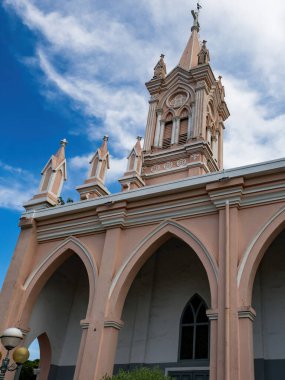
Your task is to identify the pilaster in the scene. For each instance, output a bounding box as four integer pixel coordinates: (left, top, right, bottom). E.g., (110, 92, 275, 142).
(144, 98, 159, 150)
(75, 227, 123, 380)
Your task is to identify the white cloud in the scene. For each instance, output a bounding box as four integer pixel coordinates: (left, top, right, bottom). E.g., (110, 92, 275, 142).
(3, 0, 285, 200)
(0, 161, 37, 210)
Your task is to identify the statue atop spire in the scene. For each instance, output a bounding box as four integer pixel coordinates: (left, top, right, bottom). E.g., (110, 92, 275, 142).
(191, 9, 200, 32)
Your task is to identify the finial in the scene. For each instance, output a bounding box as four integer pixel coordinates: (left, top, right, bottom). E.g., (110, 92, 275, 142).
(137, 136, 142, 141)
(60, 138, 68, 147)
(103, 135, 109, 141)
(160, 54, 165, 59)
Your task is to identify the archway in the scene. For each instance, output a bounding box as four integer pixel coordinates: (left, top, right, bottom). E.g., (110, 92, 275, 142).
(252, 228, 285, 379)
(114, 237, 211, 378)
(23, 253, 90, 380)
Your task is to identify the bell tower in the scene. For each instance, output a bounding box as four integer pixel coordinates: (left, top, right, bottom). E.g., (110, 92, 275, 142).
(141, 6, 230, 186)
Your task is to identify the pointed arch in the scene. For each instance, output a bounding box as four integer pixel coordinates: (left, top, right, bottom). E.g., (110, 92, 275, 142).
(238, 205, 285, 305)
(19, 236, 97, 326)
(108, 220, 218, 319)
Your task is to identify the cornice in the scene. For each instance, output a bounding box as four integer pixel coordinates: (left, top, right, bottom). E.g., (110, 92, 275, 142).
(22, 158, 285, 241)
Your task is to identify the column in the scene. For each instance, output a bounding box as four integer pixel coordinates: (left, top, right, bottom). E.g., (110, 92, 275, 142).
(206, 126, 211, 145)
(153, 110, 162, 147)
(187, 113, 193, 139)
(158, 121, 165, 147)
(193, 81, 207, 138)
(216, 203, 240, 380)
(144, 99, 158, 150)
(171, 118, 179, 144)
(238, 308, 256, 380)
(75, 228, 123, 380)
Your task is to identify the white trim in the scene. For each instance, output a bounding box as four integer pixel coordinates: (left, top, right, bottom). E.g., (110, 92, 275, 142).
(22, 157, 285, 221)
(23, 236, 97, 290)
(108, 219, 218, 300)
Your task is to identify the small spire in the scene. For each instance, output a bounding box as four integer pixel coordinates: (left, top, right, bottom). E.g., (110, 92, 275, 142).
(153, 54, 167, 79)
(198, 40, 210, 65)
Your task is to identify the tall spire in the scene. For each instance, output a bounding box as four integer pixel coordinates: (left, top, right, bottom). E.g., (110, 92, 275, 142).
(178, 5, 201, 71)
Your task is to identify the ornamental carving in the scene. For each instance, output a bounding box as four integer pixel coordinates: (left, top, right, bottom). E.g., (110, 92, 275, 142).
(151, 165, 160, 173)
(176, 159, 187, 167)
(190, 154, 199, 160)
(163, 162, 173, 170)
(167, 91, 189, 109)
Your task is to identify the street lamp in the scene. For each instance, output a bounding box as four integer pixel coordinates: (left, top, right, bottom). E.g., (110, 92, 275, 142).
(0, 328, 30, 379)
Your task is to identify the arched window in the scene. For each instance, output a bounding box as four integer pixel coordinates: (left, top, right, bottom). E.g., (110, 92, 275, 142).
(162, 112, 173, 149)
(178, 109, 189, 145)
(179, 294, 209, 360)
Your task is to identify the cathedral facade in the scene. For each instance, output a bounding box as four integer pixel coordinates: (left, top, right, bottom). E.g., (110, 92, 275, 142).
(1, 9, 285, 380)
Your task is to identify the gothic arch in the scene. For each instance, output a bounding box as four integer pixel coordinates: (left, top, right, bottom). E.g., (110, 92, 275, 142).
(107, 220, 218, 319)
(19, 236, 97, 326)
(238, 205, 285, 305)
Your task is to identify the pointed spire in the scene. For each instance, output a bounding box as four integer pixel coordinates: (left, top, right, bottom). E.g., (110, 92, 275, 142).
(24, 139, 68, 210)
(118, 137, 145, 191)
(178, 7, 201, 70)
(76, 136, 110, 200)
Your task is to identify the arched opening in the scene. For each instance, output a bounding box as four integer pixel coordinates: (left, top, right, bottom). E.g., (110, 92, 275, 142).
(178, 109, 189, 145)
(114, 237, 211, 376)
(162, 113, 173, 149)
(25, 253, 90, 380)
(252, 229, 285, 379)
(179, 294, 209, 361)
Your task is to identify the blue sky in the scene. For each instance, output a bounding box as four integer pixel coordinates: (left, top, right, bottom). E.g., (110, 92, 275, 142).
(1, 0, 285, 358)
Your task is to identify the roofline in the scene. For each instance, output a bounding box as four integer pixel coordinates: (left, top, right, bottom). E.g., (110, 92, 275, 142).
(23, 157, 285, 220)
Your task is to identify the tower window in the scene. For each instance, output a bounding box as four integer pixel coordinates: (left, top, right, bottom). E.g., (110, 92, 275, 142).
(179, 294, 209, 360)
(178, 117, 188, 145)
(162, 122, 172, 149)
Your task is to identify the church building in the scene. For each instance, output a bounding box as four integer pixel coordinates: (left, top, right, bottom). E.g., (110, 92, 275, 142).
(1, 6, 285, 380)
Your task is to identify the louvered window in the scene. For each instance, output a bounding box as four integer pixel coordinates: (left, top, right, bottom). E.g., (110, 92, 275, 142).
(178, 118, 188, 145)
(162, 122, 172, 149)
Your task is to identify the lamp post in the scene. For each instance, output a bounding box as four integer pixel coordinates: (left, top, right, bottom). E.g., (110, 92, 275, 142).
(0, 328, 30, 379)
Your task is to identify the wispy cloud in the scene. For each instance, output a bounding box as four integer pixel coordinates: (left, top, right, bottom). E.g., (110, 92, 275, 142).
(2, 0, 285, 204)
(0, 161, 37, 210)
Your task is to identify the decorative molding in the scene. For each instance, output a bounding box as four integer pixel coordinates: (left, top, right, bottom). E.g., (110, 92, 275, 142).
(80, 320, 90, 330)
(238, 307, 256, 321)
(104, 320, 124, 330)
(206, 309, 218, 320)
(23, 236, 98, 290)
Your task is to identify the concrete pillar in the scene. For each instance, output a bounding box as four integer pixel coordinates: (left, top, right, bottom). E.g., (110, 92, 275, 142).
(216, 204, 240, 380)
(75, 228, 122, 380)
(238, 308, 256, 380)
